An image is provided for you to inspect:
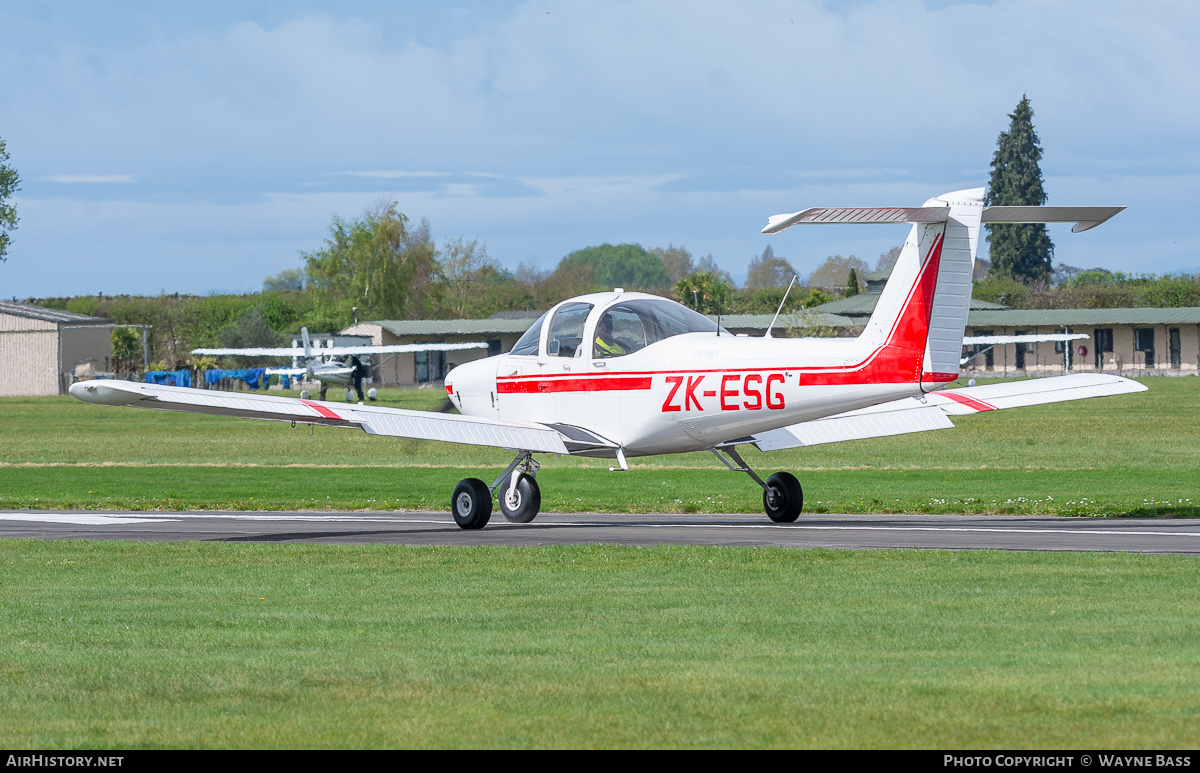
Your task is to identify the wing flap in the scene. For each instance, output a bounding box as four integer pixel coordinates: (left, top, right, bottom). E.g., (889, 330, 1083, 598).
(70, 380, 568, 453)
(746, 404, 954, 450)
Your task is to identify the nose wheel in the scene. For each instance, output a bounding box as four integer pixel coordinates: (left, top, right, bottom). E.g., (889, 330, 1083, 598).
(498, 473, 541, 523)
(712, 447, 804, 523)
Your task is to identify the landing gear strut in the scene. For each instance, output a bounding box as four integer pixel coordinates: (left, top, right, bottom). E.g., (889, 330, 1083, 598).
(711, 447, 804, 523)
(450, 451, 542, 530)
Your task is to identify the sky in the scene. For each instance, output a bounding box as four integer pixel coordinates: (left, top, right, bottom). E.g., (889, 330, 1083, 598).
(1, 0, 1198, 298)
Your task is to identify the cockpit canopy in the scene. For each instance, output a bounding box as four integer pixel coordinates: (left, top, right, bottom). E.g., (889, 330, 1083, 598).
(508, 296, 726, 359)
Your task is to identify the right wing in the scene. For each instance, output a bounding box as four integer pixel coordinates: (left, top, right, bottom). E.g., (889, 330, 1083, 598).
(69, 380, 568, 454)
(733, 373, 1146, 451)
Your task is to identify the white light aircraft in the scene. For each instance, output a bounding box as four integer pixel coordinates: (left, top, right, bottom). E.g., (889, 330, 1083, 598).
(192, 327, 487, 401)
(72, 188, 1143, 529)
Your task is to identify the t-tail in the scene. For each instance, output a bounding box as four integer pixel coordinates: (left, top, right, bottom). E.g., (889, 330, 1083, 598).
(763, 189, 1122, 391)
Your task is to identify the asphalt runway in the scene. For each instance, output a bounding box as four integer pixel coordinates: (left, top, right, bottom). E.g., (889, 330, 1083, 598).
(2, 510, 1200, 554)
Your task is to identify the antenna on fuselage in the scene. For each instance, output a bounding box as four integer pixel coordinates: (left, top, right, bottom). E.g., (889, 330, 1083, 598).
(765, 275, 799, 339)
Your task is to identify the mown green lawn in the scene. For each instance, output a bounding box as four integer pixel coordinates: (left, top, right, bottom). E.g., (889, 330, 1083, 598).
(2, 378, 1197, 516)
(2, 541, 1197, 749)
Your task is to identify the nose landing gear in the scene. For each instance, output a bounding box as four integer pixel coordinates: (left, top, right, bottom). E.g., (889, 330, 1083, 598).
(711, 447, 803, 523)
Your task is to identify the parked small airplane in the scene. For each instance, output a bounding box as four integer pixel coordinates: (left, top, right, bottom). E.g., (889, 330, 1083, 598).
(192, 327, 487, 401)
(73, 188, 1142, 529)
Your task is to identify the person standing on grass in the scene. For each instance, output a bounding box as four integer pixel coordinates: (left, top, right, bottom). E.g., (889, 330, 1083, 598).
(350, 354, 367, 402)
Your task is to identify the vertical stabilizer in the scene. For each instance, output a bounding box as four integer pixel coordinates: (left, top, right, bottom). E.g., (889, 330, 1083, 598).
(919, 188, 983, 389)
(301, 327, 313, 359)
(853, 188, 982, 388)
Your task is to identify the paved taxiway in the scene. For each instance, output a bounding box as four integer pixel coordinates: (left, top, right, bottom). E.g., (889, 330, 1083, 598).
(2, 510, 1199, 553)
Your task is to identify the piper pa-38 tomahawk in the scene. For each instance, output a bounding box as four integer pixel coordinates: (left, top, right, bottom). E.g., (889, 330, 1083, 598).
(71, 187, 1144, 529)
(192, 327, 487, 402)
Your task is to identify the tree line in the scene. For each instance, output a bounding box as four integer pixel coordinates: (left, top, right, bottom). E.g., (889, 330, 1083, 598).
(34, 200, 884, 369)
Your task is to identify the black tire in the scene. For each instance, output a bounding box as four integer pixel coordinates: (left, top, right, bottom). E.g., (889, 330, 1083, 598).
(498, 474, 541, 523)
(451, 478, 492, 529)
(763, 472, 803, 523)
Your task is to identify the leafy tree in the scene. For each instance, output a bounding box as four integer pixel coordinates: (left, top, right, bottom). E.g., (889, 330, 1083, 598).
(0, 137, 19, 262)
(437, 238, 529, 319)
(218, 305, 287, 366)
(110, 328, 142, 372)
(875, 246, 902, 273)
(745, 245, 798, 290)
(652, 244, 695, 285)
(807, 254, 870, 290)
(262, 268, 308, 292)
(303, 202, 439, 325)
(674, 271, 732, 315)
(555, 243, 670, 292)
(695, 253, 734, 285)
(986, 96, 1054, 283)
(846, 268, 860, 297)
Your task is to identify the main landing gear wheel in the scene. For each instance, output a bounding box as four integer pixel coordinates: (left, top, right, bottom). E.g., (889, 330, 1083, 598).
(451, 478, 492, 529)
(763, 471, 803, 523)
(498, 474, 541, 523)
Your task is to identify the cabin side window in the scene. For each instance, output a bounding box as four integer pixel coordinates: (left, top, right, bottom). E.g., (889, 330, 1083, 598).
(547, 303, 593, 358)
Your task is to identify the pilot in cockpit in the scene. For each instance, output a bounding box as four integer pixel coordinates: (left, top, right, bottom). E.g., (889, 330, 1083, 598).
(593, 313, 625, 358)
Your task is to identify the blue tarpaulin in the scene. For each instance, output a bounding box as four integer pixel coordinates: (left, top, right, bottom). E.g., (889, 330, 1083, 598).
(205, 368, 269, 390)
(145, 370, 193, 388)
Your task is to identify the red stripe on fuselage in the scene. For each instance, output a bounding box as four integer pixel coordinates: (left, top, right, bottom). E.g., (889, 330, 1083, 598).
(938, 391, 996, 412)
(299, 399, 344, 419)
(496, 376, 653, 394)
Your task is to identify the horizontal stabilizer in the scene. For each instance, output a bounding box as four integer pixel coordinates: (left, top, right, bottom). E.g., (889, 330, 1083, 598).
(980, 206, 1124, 233)
(764, 205, 1123, 234)
(762, 207, 949, 234)
(732, 374, 1145, 451)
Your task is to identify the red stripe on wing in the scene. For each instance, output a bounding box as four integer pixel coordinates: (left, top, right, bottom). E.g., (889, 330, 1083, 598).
(938, 391, 996, 412)
(299, 399, 344, 419)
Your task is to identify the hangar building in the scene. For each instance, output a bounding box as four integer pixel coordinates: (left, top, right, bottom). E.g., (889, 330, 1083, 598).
(0, 301, 114, 396)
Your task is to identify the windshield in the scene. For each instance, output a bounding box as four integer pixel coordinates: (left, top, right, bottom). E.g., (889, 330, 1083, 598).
(593, 299, 723, 358)
(510, 312, 548, 356)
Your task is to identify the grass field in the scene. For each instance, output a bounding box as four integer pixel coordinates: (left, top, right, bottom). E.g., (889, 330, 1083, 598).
(1, 377, 1197, 516)
(2, 378, 1200, 748)
(2, 541, 1198, 749)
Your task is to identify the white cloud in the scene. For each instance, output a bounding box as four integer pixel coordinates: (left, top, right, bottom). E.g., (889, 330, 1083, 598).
(43, 174, 136, 184)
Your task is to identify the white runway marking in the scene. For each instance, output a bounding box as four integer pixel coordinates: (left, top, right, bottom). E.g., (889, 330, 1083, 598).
(0, 513, 176, 525)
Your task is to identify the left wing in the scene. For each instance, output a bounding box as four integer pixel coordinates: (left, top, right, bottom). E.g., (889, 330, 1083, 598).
(69, 380, 568, 453)
(191, 342, 488, 357)
(731, 373, 1146, 451)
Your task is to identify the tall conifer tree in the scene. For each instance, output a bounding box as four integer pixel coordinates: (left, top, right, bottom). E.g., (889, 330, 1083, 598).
(985, 96, 1053, 283)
